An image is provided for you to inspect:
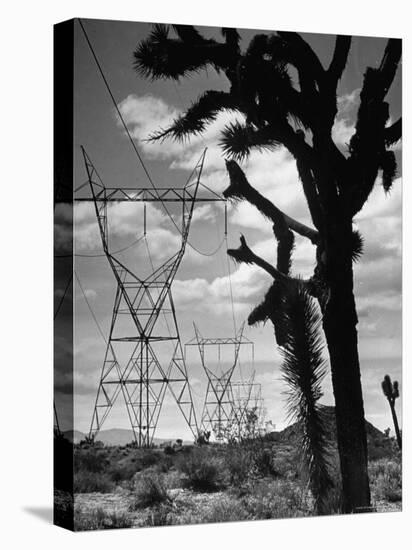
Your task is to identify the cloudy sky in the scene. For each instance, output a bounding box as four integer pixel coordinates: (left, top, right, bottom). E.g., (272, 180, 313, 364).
(55, 19, 401, 440)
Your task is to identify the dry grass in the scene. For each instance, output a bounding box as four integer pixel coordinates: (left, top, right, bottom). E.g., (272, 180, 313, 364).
(130, 472, 171, 510)
(74, 507, 133, 531)
(369, 457, 402, 503)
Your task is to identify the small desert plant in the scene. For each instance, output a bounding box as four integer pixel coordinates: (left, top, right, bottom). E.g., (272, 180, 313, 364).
(176, 448, 224, 492)
(74, 507, 133, 531)
(74, 448, 108, 474)
(369, 459, 402, 503)
(201, 497, 249, 524)
(241, 479, 309, 520)
(74, 470, 114, 493)
(224, 444, 254, 486)
(139, 449, 161, 468)
(130, 473, 171, 510)
(224, 441, 278, 484)
(108, 461, 137, 483)
(251, 445, 278, 477)
(142, 503, 174, 527)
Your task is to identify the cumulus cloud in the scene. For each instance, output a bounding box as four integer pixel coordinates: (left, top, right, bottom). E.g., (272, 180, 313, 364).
(72, 200, 207, 266)
(173, 263, 269, 318)
(117, 93, 245, 174)
(331, 88, 360, 151)
(117, 94, 181, 159)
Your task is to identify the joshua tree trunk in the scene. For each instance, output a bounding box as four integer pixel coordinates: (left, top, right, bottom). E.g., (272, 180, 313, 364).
(389, 402, 402, 450)
(322, 239, 371, 512)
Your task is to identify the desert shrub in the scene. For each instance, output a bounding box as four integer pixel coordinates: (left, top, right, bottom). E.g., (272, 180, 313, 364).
(138, 450, 161, 468)
(163, 468, 184, 489)
(155, 454, 175, 473)
(74, 470, 114, 493)
(176, 448, 224, 492)
(142, 503, 174, 527)
(74, 448, 108, 474)
(130, 473, 171, 510)
(224, 445, 254, 486)
(271, 456, 292, 478)
(163, 445, 175, 455)
(108, 461, 137, 483)
(74, 507, 132, 531)
(201, 497, 248, 524)
(127, 449, 161, 471)
(225, 441, 280, 485)
(252, 446, 278, 477)
(369, 459, 402, 502)
(241, 480, 309, 520)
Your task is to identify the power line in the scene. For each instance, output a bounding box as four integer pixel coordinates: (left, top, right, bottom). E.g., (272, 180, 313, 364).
(77, 18, 225, 259)
(54, 272, 73, 320)
(75, 271, 107, 345)
(225, 238, 237, 336)
(225, 236, 245, 382)
(78, 18, 180, 234)
(55, 234, 145, 258)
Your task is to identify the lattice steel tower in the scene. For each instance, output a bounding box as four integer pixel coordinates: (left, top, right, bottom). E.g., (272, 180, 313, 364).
(81, 147, 224, 446)
(230, 374, 264, 439)
(186, 324, 253, 441)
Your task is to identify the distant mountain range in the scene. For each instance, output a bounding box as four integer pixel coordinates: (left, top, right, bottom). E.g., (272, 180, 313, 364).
(65, 407, 394, 459)
(63, 428, 190, 446)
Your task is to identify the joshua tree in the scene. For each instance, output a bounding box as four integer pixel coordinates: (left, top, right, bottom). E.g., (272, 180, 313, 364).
(381, 375, 402, 450)
(134, 26, 401, 512)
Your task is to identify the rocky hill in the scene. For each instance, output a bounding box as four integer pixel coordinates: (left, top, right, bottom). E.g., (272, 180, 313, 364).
(266, 406, 395, 460)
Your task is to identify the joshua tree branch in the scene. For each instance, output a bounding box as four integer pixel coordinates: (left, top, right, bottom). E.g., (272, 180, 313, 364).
(133, 24, 235, 81)
(147, 91, 239, 142)
(277, 31, 324, 94)
(295, 157, 324, 232)
(378, 38, 402, 99)
(385, 117, 402, 146)
(327, 36, 352, 86)
(171, 24, 209, 44)
(227, 235, 309, 286)
(224, 160, 320, 244)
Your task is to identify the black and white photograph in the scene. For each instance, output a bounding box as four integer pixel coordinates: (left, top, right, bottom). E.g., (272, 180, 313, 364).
(53, 16, 402, 532)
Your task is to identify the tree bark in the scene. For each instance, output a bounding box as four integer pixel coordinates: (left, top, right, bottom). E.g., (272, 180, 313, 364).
(321, 227, 371, 513)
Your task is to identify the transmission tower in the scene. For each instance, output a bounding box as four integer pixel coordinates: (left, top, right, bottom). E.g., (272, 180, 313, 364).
(230, 374, 264, 439)
(186, 324, 253, 441)
(80, 147, 225, 447)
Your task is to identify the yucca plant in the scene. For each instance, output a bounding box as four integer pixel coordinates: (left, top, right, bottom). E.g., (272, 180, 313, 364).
(134, 25, 401, 512)
(279, 283, 334, 515)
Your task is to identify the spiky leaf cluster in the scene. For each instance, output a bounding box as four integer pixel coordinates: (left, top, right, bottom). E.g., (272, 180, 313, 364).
(382, 374, 400, 403)
(279, 283, 334, 514)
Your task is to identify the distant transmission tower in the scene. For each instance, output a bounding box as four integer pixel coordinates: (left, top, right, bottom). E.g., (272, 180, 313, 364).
(186, 324, 253, 441)
(230, 374, 264, 439)
(80, 147, 224, 447)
